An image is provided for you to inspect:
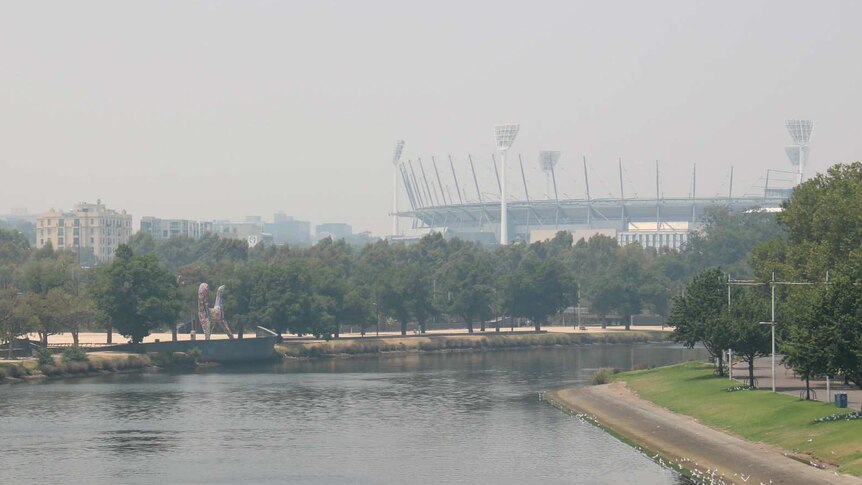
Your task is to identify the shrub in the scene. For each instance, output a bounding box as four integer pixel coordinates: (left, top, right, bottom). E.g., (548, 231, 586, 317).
(61, 346, 88, 363)
(65, 361, 90, 374)
(149, 351, 173, 367)
(592, 367, 621, 385)
(35, 347, 54, 366)
(187, 347, 202, 362)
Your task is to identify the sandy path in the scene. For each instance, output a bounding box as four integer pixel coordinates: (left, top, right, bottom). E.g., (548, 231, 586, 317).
(31, 325, 671, 346)
(553, 382, 861, 485)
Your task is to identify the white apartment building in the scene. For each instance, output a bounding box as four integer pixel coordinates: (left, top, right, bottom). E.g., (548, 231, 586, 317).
(36, 200, 133, 262)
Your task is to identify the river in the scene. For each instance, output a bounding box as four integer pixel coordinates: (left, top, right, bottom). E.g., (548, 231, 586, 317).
(1, 343, 706, 484)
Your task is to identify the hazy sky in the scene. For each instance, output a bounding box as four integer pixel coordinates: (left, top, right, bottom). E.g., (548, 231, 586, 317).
(2, 1, 860, 235)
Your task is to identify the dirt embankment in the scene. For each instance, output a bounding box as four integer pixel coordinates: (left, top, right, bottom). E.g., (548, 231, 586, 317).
(547, 382, 862, 485)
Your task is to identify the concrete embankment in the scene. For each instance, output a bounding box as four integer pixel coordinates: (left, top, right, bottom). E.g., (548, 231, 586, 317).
(546, 382, 861, 485)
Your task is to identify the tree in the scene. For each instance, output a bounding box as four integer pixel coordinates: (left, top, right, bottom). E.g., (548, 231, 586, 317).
(441, 246, 493, 334)
(669, 268, 732, 376)
(17, 244, 77, 345)
(90, 245, 181, 344)
(37, 288, 94, 346)
(804, 278, 862, 390)
(380, 262, 417, 336)
(750, 163, 862, 391)
(726, 286, 771, 386)
(0, 228, 30, 288)
(0, 289, 37, 359)
(506, 251, 576, 332)
(127, 232, 156, 257)
(683, 207, 784, 278)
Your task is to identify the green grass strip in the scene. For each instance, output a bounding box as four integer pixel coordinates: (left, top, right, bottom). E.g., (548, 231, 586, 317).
(615, 362, 862, 476)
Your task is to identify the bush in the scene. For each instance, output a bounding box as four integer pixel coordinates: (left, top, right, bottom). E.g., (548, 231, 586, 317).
(61, 346, 88, 363)
(187, 347, 202, 361)
(65, 361, 90, 374)
(592, 367, 621, 385)
(35, 347, 54, 366)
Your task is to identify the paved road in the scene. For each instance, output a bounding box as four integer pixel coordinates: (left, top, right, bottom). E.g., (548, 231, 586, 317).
(731, 356, 862, 411)
(553, 382, 861, 485)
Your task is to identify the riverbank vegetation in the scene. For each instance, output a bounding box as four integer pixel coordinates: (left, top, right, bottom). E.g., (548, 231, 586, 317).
(1, 351, 151, 382)
(277, 331, 670, 358)
(1, 196, 780, 351)
(615, 362, 862, 476)
(669, 163, 862, 393)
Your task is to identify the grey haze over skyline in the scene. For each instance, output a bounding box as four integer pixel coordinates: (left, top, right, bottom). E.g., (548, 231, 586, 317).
(2, 1, 860, 235)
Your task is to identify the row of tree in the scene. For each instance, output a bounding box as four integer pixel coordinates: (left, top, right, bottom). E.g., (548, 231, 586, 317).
(0, 202, 781, 346)
(671, 162, 862, 392)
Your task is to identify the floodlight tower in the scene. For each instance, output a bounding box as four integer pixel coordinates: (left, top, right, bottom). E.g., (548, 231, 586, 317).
(538, 151, 561, 200)
(785, 120, 813, 185)
(494, 123, 520, 245)
(392, 140, 405, 236)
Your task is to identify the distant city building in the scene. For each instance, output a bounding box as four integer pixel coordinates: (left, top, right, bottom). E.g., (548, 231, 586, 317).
(139, 217, 213, 240)
(315, 222, 352, 241)
(0, 208, 37, 244)
(266, 212, 311, 246)
(1, 208, 36, 224)
(213, 221, 262, 240)
(36, 200, 132, 262)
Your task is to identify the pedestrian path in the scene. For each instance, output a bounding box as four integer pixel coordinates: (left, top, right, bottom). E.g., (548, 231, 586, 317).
(731, 356, 862, 411)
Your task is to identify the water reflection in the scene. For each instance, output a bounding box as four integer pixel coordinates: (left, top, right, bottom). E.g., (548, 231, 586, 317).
(98, 430, 179, 455)
(1, 344, 704, 484)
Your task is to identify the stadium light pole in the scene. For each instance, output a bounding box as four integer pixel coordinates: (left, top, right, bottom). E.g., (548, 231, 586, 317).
(538, 151, 561, 200)
(392, 140, 405, 236)
(785, 120, 813, 185)
(494, 123, 520, 245)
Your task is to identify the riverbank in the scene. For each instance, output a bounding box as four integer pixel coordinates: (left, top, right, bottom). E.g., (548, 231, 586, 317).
(1, 352, 153, 384)
(27, 325, 671, 346)
(276, 330, 671, 358)
(547, 362, 862, 484)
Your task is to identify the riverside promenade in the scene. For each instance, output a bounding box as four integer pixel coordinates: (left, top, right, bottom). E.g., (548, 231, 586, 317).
(732, 356, 862, 411)
(29, 325, 670, 346)
(552, 382, 862, 485)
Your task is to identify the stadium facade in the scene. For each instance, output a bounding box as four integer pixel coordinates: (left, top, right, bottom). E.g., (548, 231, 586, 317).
(391, 121, 811, 249)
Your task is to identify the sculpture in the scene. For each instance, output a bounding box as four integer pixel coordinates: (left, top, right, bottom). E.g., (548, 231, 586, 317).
(197, 283, 235, 340)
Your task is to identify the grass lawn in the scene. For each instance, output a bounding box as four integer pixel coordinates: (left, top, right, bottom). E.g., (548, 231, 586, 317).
(616, 362, 862, 476)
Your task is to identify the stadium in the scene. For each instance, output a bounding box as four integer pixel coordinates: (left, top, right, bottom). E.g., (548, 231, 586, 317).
(390, 121, 813, 249)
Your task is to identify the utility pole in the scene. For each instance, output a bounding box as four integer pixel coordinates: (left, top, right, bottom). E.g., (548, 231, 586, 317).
(731, 273, 828, 393)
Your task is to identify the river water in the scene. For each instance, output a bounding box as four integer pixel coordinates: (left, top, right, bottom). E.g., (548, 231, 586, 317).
(1, 344, 706, 484)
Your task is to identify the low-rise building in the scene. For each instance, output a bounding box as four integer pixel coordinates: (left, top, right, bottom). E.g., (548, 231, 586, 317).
(266, 212, 311, 245)
(315, 222, 352, 241)
(139, 217, 212, 240)
(36, 199, 132, 262)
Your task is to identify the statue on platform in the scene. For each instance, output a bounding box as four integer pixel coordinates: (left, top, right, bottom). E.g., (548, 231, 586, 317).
(197, 283, 235, 340)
